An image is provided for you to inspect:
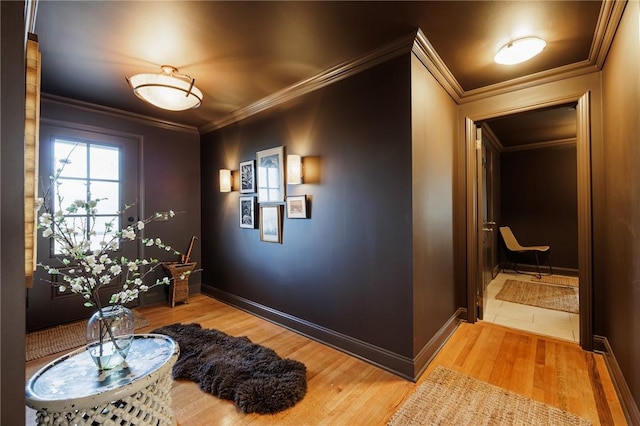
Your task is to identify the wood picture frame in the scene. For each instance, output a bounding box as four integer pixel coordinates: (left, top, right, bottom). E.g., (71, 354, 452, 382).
(256, 146, 284, 203)
(239, 160, 255, 194)
(286, 195, 307, 219)
(239, 196, 256, 228)
(260, 205, 282, 243)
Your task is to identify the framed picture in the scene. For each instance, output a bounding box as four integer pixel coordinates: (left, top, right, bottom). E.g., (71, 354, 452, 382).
(286, 195, 307, 219)
(256, 146, 284, 203)
(260, 205, 282, 243)
(239, 160, 255, 194)
(239, 196, 256, 228)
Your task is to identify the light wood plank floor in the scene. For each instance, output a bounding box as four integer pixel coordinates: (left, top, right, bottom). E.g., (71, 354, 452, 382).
(26, 294, 627, 425)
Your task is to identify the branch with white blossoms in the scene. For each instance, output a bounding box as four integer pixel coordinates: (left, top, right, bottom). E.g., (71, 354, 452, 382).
(35, 155, 195, 312)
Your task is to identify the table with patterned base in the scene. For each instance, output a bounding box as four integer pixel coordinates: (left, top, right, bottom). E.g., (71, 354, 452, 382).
(26, 334, 179, 426)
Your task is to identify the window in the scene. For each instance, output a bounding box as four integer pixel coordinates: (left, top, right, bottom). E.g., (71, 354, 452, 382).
(52, 139, 121, 253)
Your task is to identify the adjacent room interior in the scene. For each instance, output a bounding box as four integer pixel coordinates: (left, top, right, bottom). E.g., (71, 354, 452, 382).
(478, 105, 581, 343)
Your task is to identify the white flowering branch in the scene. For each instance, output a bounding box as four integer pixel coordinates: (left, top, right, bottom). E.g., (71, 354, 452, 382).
(35, 156, 194, 312)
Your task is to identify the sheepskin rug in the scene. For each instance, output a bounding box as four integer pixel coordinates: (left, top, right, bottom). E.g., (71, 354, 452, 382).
(152, 323, 307, 414)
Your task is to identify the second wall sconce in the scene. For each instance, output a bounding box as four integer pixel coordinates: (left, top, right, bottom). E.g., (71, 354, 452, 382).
(219, 169, 232, 192)
(287, 154, 303, 185)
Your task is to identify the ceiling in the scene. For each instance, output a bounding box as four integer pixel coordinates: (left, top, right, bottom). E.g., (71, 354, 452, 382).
(32, 1, 617, 143)
(486, 104, 578, 149)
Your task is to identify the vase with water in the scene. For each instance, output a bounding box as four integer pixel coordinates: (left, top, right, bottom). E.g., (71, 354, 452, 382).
(86, 305, 134, 370)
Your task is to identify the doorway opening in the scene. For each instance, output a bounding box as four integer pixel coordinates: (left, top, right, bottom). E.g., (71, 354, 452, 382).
(465, 92, 593, 351)
(479, 104, 579, 342)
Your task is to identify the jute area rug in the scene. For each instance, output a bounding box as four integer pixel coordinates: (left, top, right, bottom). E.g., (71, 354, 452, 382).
(495, 279, 579, 314)
(26, 310, 149, 361)
(388, 367, 591, 426)
(531, 274, 579, 287)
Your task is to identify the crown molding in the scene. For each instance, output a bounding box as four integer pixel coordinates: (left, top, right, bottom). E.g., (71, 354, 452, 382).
(459, 0, 624, 103)
(410, 0, 624, 104)
(501, 137, 576, 153)
(411, 29, 464, 103)
(459, 61, 600, 104)
(590, 0, 628, 68)
(41, 93, 199, 134)
(460, 0, 626, 103)
(200, 32, 416, 134)
(201, 0, 624, 133)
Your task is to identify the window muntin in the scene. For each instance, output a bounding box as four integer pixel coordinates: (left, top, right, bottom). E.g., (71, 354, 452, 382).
(52, 139, 121, 254)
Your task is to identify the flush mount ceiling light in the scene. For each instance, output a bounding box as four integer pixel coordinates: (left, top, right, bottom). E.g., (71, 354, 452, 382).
(127, 65, 203, 111)
(494, 37, 546, 65)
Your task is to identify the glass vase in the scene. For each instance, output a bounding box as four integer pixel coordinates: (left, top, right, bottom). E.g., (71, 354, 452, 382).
(86, 305, 134, 370)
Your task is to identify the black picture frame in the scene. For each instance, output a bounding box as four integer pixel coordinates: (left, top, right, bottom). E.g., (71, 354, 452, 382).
(239, 160, 255, 194)
(286, 195, 307, 219)
(239, 196, 256, 228)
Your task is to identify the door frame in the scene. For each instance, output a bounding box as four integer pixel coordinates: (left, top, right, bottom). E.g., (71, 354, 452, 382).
(464, 91, 593, 350)
(28, 118, 143, 330)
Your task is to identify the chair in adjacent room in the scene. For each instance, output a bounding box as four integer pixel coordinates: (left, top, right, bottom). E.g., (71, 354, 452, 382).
(499, 226, 552, 279)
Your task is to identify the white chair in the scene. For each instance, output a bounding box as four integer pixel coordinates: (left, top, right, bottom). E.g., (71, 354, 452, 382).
(499, 226, 552, 278)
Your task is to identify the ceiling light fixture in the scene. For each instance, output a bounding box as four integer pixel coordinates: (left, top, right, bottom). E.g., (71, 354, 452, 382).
(127, 65, 203, 111)
(494, 37, 546, 65)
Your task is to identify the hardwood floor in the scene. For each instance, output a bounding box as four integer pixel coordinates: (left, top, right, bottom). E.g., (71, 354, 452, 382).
(25, 294, 627, 425)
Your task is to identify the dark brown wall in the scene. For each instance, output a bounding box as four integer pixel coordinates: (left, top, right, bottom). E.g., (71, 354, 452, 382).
(601, 0, 640, 409)
(500, 145, 578, 270)
(28, 99, 202, 329)
(1, 1, 27, 423)
(202, 55, 414, 361)
(410, 55, 458, 356)
(201, 54, 458, 377)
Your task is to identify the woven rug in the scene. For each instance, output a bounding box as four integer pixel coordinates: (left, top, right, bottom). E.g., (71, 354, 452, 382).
(26, 310, 149, 361)
(388, 367, 591, 425)
(531, 275, 579, 287)
(495, 279, 579, 313)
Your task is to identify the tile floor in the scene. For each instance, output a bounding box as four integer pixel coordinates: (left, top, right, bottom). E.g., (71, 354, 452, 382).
(481, 271, 580, 343)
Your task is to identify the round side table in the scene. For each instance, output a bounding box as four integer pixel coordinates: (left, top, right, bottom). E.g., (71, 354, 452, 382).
(26, 333, 179, 426)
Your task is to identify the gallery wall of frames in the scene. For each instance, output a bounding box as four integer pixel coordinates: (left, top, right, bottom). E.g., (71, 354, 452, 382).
(227, 145, 308, 244)
(199, 53, 446, 380)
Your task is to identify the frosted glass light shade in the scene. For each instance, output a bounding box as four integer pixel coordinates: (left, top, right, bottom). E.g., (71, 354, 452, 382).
(494, 37, 546, 65)
(219, 169, 231, 192)
(127, 65, 203, 111)
(287, 154, 302, 184)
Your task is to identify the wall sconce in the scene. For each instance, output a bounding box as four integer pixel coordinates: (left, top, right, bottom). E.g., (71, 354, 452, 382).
(287, 154, 303, 185)
(219, 169, 232, 192)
